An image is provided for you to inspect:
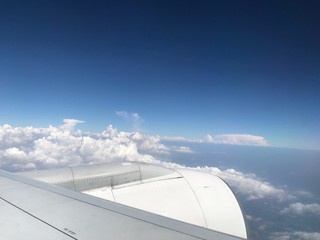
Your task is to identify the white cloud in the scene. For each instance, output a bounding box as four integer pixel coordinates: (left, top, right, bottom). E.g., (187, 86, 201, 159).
(0, 120, 155, 171)
(134, 134, 170, 155)
(245, 214, 262, 221)
(213, 134, 268, 146)
(160, 135, 202, 143)
(160, 163, 292, 202)
(116, 111, 144, 130)
(0, 124, 47, 147)
(161, 133, 268, 146)
(271, 231, 320, 240)
(61, 119, 85, 131)
(205, 167, 290, 201)
(171, 146, 194, 154)
(115, 111, 129, 118)
(205, 134, 214, 143)
(294, 190, 314, 198)
(280, 202, 320, 216)
(3, 147, 28, 160)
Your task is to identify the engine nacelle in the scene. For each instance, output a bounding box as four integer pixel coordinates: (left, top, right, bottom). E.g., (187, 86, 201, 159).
(18, 161, 247, 239)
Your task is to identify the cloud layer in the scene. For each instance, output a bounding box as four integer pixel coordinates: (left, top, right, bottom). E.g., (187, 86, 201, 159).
(280, 202, 320, 216)
(0, 120, 277, 201)
(208, 168, 290, 201)
(271, 231, 320, 240)
(170, 166, 290, 201)
(163, 134, 268, 146)
(0, 120, 301, 204)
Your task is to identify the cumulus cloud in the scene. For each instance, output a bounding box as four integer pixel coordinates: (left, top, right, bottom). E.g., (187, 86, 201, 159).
(0, 120, 155, 171)
(160, 162, 291, 202)
(0, 124, 47, 147)
(4, 147, 28, 160)
(280, 202, 320, 216)
(271, 231, 320, 240)
(116, 111, 144, 130)
(133, 134, 170, 154)
(205, 167, 290, 201)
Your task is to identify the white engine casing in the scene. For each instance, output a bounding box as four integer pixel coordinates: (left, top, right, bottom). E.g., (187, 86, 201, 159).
(18, 162, 247, 239)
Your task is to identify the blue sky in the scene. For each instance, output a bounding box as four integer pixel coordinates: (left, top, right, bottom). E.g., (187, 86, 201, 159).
(1, 1, 319, 150)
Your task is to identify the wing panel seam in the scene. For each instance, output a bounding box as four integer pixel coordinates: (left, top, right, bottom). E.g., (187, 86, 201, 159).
(0, 196, 78, 240)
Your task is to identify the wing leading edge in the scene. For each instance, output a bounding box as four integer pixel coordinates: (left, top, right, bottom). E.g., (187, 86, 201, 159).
(0, 169, 245, 240)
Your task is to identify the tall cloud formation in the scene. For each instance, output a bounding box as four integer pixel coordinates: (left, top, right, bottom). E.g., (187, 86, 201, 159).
(0, 120, 156, 171)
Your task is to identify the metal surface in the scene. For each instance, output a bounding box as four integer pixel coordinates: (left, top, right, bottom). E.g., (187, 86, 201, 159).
(16, 162, 247, 239)
(17, 162, 174, 191)
(1, 169, 245, 240)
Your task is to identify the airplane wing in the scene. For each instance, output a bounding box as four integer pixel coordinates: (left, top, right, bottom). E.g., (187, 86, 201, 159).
(0, 169, 245, 240)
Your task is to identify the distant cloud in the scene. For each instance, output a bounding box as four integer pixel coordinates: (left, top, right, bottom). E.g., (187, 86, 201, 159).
(171, 146, 194, 154)
(280, 202, 320, 216)
(162, 133, 268, 146)
(294, 190, 314, 198)
(271, 231, 320, 240)
(61, 119, 85, 131)
(245, 215, 262, 222)
(161, 136, 200, 143)
(115, 111, 144, 130)
(206, 167, 290, 201)
(205, 134, 214, 143)
(133, 133, 170, 155)
(212, 134, 268, 146)
(161, 163, 292, 202)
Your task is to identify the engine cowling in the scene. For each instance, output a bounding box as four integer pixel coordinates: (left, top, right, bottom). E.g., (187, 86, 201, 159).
(17, 161, 247, 239)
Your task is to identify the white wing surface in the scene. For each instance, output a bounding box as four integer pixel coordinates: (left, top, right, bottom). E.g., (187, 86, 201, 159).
(0, 169, 245, 240)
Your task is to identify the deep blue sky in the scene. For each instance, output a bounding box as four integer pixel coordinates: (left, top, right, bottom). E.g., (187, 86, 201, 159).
(1, 1, 319, 149)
